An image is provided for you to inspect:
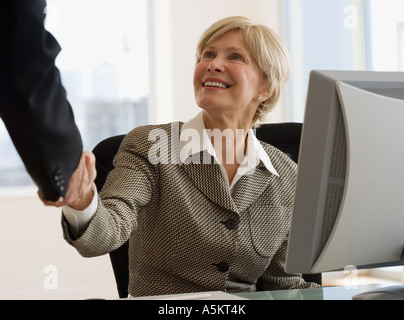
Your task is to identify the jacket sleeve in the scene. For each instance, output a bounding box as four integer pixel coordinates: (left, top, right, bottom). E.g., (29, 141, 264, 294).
(61, 129, 156, 257)
(0, 0, 82, 201)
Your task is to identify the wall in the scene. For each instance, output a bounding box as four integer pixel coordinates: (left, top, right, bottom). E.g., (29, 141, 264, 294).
(399, 22, 404, 71)
(0, 192, 117, 300)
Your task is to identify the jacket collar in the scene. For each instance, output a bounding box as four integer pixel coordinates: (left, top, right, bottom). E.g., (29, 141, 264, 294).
(181, 152, 275, 214)
(179, 111, 278, 176)
(179, 112, 278, 214)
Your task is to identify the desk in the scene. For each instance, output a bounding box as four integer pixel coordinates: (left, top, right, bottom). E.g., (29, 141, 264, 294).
(128, 283, 399, 301)
(123, 284, 402, 318)
(235, 283, 399, 300)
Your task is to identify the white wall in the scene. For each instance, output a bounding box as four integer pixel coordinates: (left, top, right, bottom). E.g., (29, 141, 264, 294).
(0, 192, 117, 300)
(149, 0, 286, 125)
(0, 0, 285, 300)
(399, 22, 404, 71)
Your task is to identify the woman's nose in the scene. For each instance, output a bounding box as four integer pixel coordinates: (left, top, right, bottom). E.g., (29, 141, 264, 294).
(207, 58, 225, 72)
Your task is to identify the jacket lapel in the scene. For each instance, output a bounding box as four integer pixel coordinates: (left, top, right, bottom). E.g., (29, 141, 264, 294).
(232, 162, 275, 213)
(181, 151, 238, 213)
(182, 153, 275, 214)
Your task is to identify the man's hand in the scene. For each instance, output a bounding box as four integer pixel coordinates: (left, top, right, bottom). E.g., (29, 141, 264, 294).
(38, 151, 97, 208)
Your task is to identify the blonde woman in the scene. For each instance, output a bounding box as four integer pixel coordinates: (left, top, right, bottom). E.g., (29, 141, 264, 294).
(60, 16, 320, 297)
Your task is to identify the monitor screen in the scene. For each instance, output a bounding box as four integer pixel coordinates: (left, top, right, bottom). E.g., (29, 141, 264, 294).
(285, 70, 404, 277)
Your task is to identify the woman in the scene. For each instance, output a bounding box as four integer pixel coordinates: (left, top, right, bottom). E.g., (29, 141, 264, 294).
(61, 16, 320, 297)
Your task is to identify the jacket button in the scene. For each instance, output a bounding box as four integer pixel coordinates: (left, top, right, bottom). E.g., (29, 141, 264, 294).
(225, 219, 236, 230)
(221, 219, 237, 230)
(213, 262, 229, 273)
(53, 169, 62, 181)
(53, 170, 65, 192)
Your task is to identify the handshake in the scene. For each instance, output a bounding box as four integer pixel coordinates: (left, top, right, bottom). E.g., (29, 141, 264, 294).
(38, 151, 97, 211)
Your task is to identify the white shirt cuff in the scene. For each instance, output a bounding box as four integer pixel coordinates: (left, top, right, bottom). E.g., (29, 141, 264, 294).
(62, 183, 98, 238)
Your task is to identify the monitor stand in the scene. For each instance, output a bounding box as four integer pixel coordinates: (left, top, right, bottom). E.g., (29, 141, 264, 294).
(352, 284, 404, 300)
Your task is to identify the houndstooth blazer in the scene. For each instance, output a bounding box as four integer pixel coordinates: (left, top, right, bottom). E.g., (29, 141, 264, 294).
(62, 122, 319, 297)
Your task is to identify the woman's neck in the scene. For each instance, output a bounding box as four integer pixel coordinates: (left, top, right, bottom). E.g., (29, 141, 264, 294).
(202, 110, 252, 184)
(202, 110, 252, 133)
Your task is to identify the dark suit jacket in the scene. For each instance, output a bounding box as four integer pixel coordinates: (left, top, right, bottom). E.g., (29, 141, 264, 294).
(0, 0, 82, 201)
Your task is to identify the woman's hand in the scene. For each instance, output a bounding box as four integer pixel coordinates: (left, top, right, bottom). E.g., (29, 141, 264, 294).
(38, 151, 97, 210)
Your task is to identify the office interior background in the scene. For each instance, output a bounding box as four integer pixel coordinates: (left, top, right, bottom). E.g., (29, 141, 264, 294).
(0, 0, 403, 299)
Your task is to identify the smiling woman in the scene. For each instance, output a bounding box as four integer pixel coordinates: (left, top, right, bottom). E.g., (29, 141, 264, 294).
(192, 18, 291, 185)
(195, 17, 290, 126)
(194, 31, 267, 127)
(56, 16, 320, 298)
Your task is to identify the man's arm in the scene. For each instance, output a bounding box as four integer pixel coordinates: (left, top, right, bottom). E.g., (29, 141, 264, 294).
(0, 0, 83, 201)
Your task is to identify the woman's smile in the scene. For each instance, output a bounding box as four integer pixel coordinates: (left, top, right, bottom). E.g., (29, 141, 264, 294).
(202, 77, 232, 89)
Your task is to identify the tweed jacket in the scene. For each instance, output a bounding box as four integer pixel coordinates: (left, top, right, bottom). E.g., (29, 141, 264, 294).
(62, 122, 319, 297)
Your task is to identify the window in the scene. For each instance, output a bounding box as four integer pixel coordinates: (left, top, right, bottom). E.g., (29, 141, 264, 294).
(365, 0, 404, 71)
(282, 0, 363, 122)
(0, 0, 149, 191)
(282, 0, 404, 121)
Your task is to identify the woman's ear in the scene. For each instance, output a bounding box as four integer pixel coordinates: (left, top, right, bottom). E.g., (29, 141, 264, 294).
(258, 80, 275, 103)
(257, 90, 271, 102)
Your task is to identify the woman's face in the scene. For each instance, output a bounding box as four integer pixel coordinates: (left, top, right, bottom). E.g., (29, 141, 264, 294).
(193, 31, 268, 121)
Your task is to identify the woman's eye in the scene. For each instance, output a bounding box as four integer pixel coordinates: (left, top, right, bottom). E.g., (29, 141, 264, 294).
(203, 51, 215, 59)
(230, 54, 244, 61)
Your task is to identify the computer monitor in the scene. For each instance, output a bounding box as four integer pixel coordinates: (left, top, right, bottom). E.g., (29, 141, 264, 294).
(285, 70, 404, 299)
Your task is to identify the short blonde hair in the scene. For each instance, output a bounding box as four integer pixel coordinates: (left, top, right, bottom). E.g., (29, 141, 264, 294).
(196, 16, 290, 125)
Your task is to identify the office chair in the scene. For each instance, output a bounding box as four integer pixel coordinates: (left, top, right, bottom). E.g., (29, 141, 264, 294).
(92, 122, 321, 298)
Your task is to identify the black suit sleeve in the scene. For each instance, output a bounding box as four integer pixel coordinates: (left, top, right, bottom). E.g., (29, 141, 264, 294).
(0, 0, 82, 201)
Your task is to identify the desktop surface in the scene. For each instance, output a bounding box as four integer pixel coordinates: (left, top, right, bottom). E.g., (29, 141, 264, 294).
(127, 283, 400, 301)
(234, 283, 399, 300)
